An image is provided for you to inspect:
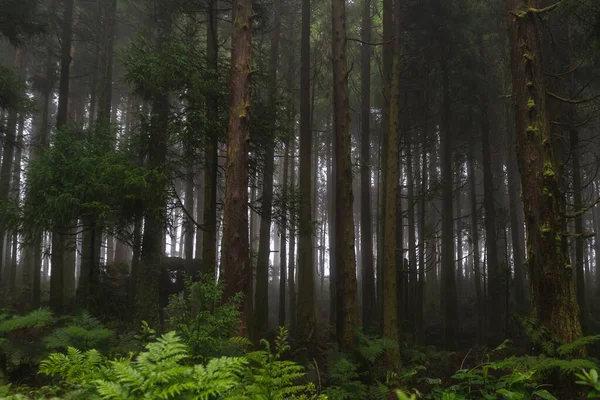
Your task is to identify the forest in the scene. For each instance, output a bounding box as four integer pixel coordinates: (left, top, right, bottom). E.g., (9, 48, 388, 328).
(1, 0, 600, 398)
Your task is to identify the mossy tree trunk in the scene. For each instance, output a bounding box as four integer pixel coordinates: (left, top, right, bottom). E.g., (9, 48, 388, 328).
(505, 0, 582, 347)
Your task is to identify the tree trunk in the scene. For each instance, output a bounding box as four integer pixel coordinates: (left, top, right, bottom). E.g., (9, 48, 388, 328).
(505, 0, 582, 348)
(0, 48, 22, 298)
(279, 140, 289, 327)
(296, 0, 316, 346)
(202, 0, 219, 278)
(468, 141, 484, 345)
(383, 0, 401, 367)
(440, 58, 457, 350)
(50, 0, 75, 314)
(359, 0, 375, 333)
(220, 0, 253, 337)
(254, 0, 282, 340)
(332, 0, 359, 350)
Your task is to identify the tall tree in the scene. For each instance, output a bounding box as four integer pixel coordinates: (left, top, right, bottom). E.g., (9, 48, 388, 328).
(505, 0, 582, 349)
(220, 0, 253, 336)
(296, 0, 316, 345)
(359, 0, 376, 333)
(50, 0, 75, 315)
(202, 0, 219, 278)
(332, 0, 359, 350)
(254, 0, 282, 339)
(383, 0, 401, 367)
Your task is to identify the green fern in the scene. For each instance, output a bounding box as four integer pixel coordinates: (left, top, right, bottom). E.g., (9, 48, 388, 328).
(39, 347, 106, 383)
(557, 335, 600, 356)
(0, 308, 54, 332)
(230, 326, 323, 400)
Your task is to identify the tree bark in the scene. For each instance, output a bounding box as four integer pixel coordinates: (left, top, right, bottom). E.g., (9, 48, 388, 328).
(332, 0, 359, 350)
(505, 0, 582, 348)
(383, 0, 401, 367)
(440, 58, 457, 350)
(359, 0, 375, 333)
(254, 0, 282, 339)
(202, 0, 219, 278)
(296, 0, 316, 346)
(220, 0, 253, 337)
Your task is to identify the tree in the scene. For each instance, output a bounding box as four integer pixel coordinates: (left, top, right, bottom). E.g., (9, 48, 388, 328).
(220, 0, 253, 337)
(296, 0, 316, 346)
(254, 0, 282, 340)
(383, 0, 401, 366)
(359, 0, 376, 333)
(505, 0, 582, 348)
(332, 0, 359, 350)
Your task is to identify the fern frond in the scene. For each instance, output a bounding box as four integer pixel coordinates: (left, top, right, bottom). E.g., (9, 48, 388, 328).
(0, 308, 54, 332)
(557, 335, 600, 356)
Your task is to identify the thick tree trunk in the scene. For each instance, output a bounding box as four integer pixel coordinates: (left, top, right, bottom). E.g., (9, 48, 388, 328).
(220, 0, 253, 337)
(505, 0, 582, 348)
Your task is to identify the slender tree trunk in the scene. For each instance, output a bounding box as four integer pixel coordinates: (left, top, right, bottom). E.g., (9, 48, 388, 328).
(297, 0, 316, 346)
(279, 141, 289, 327)
(332, 0, 359, 350)
(0, 48, 22, 298)
(289, 137, 297, 337)
(202, 0, 219, 278)
(440, 58, 457, 350)
(220, 0, 253, 337)
(378, 0, 393, 330)
(468, 141, 484, 345)
(383, 0, 401, 367)
(359, 0, 375, 333)
(254, 0, 282, 339)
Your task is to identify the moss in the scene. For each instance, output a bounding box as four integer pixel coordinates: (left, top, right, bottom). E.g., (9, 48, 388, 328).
(565, 264, 572, 269)
(527, 98, 535, 109)
(542, 187, 552, 197)
(527, 81, 534, 88)
(540, 223, 551, 234)
(526, 125, 539, 135)
(543, 160, 555, 177)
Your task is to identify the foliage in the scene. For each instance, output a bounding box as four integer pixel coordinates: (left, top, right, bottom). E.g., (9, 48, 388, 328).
(230, 326, 326, 400)
(575, 369, 600, 398)
(0, 0, 47, 45)
(0, 309, 114, 381)
(0, 63, 28, 112)
(20, 124, 158, 238)
(165, 275, 249, 361)
(21, 328, 324, 400)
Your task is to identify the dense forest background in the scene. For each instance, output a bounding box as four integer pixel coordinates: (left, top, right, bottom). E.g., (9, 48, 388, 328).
(2, 0, 600, 398)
